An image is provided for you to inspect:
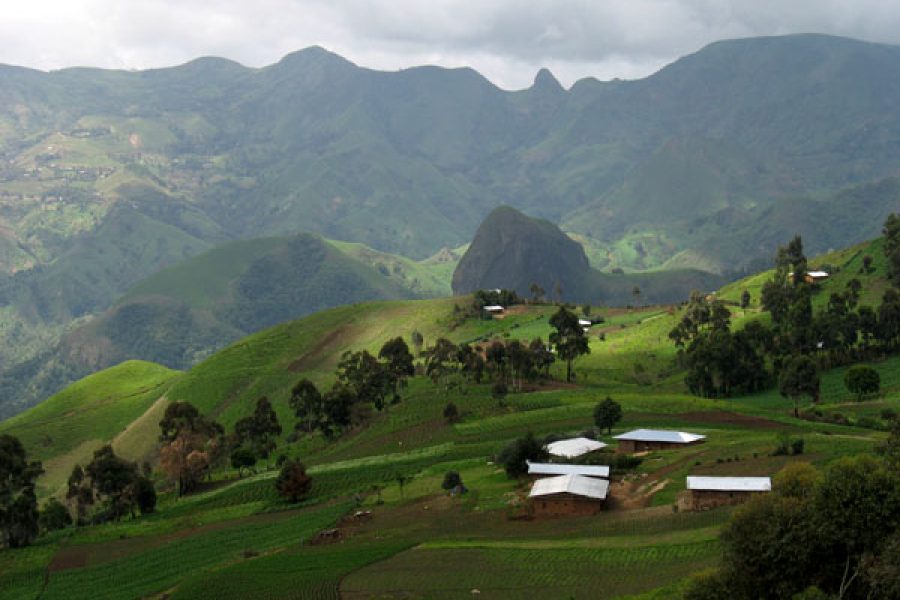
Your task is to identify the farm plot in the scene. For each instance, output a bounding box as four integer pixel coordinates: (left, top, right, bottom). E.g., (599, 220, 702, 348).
(341, 541, 719, 599)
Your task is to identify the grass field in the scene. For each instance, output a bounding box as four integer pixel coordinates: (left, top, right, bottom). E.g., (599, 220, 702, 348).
(0, 238, 896, 598)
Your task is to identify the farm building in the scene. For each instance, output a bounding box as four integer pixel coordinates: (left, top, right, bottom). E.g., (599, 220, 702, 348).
(526, 461, 610, 479)
(529, 474, 610, 516)
(545, 437, 607, 459)
(678, 476, 771, 511)
(789, 270, 830, 284)
(614, 429, 706, 453)
(482, 305, 505, 318)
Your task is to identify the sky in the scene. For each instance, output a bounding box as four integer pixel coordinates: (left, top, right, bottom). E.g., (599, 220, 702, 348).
(3, 0, 900, 89)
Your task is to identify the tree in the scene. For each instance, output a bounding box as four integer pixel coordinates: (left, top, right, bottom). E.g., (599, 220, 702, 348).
(530, 282, 545, 303)
(410, 329, 424, 356)
(497, 432, 548, 478)
(159, 432, 216, 497)
(337, 350, 392, 411)
(425, 338, 458, 390)
(66, 464, 94, 526)
(442, 471, 463, 492)
(862, 254, 874, 274)
(0, 434, 43, 548)
(492, 381, 508, 406)
(443, 402, 459, 423)
(395, 473, 412, 498)
(159, 401, 223, 442)
(379, 337, 415, 402)
(275, 460, 312, 503)
(234, 396, 282, 467)
(289, 378, 324, 434)
(778, 355, 820, 417)
(85, 445, 154, 519)
(39, 497, 71, 534)
(593, 396, 623, 435)
(844, 365, 880, 401)
(549, 306, 590, 382)
(230, 447, 256, 477)
(740, 290, 751, 311)
(884, 213, 900, 284)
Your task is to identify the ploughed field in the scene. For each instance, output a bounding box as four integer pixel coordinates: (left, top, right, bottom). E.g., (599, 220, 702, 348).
(0, 242, 896, 598)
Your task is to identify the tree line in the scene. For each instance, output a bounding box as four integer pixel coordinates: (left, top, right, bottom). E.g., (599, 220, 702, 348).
(673, 214, 900, 416)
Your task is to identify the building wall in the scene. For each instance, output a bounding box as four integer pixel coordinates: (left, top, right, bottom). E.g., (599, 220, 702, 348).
(531, 494, 604, 516)
(678, 489, 765, 511)
(617, 439, 703, 453)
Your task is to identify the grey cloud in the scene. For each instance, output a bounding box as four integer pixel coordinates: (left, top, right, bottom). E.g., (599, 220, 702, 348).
(3, 0, 900, 89)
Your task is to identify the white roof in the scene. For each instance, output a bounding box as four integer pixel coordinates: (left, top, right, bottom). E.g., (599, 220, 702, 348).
(807, 271, 829, 278)
(483, 305, 504, 311)
(545, 437, 608, 458)
(529, 474, 610, 500)
(687, 476, 771, 492)
(614, 429, 706, 444)
(527, 461, 610, 478)
(578, 319, 592, 326)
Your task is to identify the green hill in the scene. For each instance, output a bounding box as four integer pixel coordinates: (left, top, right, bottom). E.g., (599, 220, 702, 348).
(1, 236, 899, 598)
(453, 206, 724, 304)
(5, 34, 900, 416)
(0, 233, 457, 418)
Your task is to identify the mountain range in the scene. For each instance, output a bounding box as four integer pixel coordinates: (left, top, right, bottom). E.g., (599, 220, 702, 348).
(3, 33, 900, 415)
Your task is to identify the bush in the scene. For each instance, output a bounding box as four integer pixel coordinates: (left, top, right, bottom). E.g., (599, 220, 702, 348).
(844, 365, 881, 401)
(442, 470, 463, 491)
(856, 416, 880, 430)
(497, 432, 548, 478)
(443, 402, 459, 423)
(791, 438, 805, 455)
(773, 432, 791, 456)
(882, 408, 898, 422)
(230, 447, 256, 477)
(683, 568, 731, 600)
(275, 460, 312, 503)
(38, 498, 71, 534)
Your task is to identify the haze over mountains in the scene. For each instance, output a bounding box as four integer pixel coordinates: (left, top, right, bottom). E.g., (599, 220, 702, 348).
(2, 32, 900, 415)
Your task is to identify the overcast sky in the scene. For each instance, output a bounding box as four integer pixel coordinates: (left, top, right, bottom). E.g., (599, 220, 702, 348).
(4, 0, 900, 89)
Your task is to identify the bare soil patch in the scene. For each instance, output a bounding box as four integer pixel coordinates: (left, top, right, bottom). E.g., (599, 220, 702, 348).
(676, 411, 783, 430)
(288, 325, 352, 373)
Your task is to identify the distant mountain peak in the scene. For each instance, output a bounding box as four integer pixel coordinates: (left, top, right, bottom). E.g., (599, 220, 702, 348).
(275, 45, 356, 69)
(532, 67, 564, 93)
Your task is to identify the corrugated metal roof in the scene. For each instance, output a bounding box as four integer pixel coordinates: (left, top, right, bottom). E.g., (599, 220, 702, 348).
(483, 305, 504, 311)
(545, 437, 608, 458)
(808, 271, 829, 278)
(686, 476, 771, 492)
(613, 429, 706, 444)
(529, 474, 610, 500)
(578, 319, 592, 326)
(526, 461, 610, 478)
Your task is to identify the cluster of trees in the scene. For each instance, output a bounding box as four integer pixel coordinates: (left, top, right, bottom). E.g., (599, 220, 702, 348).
(685, 430, 900, 599)
(290, 336, 414, 439)
(67, 446, 157, 524)
(157, 401, 225, 496)
(674, 216, 900, 411)
(0, 434, 43, 548)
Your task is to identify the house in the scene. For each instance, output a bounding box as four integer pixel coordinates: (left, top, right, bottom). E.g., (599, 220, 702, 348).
(614, 429, 706, 453)
(545, 437, 608, 459)
(678, 476, 771, 511)
(529, 474, 610, 516)
(482, 305, 505, 318)
(789, 270, 830, 284)
(526, 461, 610, 479)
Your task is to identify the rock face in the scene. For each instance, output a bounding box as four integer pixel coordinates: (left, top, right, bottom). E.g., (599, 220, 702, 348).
(451, 206, 591, 299)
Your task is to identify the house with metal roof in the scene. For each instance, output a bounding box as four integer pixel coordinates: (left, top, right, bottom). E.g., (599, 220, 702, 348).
(545, 437, 607, 459)
(614, 429, 706, 453)
(526, 461, 610, 479)
(679, 476, 772, 511)
(529, 474, 610, 516)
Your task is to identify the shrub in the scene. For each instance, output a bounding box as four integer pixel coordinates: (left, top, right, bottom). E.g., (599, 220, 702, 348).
(844, 365, 881, 401)
(856, 416, 880, 430)
(791, 438, 805, 455)
(442, 470, 463, 491)
(38, 498, 71, 534)
(882, 409, 898, 422)
(275, 460, 312, 503)
(443, 402, 459, 423)
(773, 432, 791, 456)
(497, 432, 548, 478)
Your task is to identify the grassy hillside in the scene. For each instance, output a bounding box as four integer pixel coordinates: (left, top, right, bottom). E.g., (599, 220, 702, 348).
(0, 236, 897, 598)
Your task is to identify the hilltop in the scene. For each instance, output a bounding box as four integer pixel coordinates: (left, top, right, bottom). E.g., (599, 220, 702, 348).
(453, 206, 724, 304)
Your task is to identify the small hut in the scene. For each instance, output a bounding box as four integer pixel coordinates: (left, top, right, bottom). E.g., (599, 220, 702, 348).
(545, 437, 607, 459)
(529, 474, 610, 516)
(678, 476, 771, 511)
(614, 429, 705, 453)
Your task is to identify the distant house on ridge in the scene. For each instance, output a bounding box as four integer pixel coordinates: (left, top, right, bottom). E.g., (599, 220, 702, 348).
(529, 474, 610, 516)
